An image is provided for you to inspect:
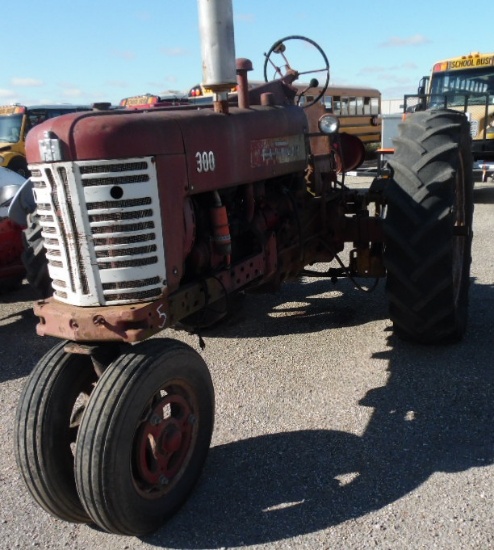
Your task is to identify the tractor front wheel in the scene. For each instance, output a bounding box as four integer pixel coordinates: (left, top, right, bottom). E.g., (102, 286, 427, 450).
(14, 341, 99, 523)
(74, 338, 215, 535)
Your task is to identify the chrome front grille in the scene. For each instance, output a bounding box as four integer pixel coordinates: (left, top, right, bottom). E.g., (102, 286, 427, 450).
(30, 157, 166, 307)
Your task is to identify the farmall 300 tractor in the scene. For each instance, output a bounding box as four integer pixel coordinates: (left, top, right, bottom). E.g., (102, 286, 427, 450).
(14, 0, 473, 536)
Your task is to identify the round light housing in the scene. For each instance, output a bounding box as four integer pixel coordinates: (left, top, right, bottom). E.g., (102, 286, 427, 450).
(318, 114, 339, 135)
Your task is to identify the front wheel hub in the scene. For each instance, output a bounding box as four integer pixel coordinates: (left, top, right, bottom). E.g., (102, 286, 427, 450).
(135, 393, 194, 494)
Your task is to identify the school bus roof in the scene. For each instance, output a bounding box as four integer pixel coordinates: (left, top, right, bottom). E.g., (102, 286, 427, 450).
(298, 84, 381, 97)
(432, 52, 494, 72)
(0, 105, 25, 115)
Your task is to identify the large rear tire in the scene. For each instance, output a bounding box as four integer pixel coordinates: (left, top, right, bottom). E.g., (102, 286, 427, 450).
(74, 338, 215, 535)
(383, 109, 473, 344)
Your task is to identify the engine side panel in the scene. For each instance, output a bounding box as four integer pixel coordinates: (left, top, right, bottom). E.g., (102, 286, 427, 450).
(178, 106, 309, 193)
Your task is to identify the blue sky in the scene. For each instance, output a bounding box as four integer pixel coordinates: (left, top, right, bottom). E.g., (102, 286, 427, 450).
(2, 0, 493, 106)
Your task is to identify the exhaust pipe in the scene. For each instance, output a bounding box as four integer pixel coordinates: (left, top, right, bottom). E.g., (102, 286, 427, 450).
(197, 0, 237, 113)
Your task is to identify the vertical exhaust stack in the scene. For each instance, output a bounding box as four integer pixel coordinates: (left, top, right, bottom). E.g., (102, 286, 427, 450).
(197, 0, 237, 113)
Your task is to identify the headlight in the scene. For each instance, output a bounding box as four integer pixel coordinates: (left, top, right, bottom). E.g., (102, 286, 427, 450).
(0, 155, 4, 164)
(318, 115, 339, 135)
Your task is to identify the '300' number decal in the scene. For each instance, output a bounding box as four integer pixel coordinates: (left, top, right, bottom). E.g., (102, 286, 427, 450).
(195, 151, 216, 173)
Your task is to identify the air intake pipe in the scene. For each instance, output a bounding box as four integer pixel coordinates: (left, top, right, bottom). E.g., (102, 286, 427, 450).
(197, 0, 237, 113)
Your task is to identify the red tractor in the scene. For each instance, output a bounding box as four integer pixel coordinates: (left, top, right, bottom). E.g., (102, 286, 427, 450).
(14, 0, 473, 536)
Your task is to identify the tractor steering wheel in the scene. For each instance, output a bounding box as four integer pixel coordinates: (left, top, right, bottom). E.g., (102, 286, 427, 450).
(263, 35, 330, 108)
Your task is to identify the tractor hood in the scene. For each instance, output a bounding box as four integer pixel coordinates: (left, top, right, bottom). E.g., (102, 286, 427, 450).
(25, 105, 309, 191)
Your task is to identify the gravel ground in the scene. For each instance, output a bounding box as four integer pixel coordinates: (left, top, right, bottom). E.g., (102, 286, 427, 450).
(0, 178, 492, 550)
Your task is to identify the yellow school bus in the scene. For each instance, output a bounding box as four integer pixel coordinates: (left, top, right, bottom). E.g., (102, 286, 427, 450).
(0, 104, 90, 176)
(404, 52, 494, 160)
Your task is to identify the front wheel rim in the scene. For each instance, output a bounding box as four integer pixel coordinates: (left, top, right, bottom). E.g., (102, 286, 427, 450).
(133, 384, 197, 497)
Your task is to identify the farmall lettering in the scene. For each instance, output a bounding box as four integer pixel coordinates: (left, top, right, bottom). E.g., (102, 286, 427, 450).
(251, 134, 306, 167)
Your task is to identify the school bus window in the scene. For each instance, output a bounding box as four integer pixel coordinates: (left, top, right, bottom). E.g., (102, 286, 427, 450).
(370, 97, 379, 114)
(340, 97, 350, 115)
(0, 115, 22, 143)
(322, 95, 333, 111)
(347, 97, 356, 115)
(332, 96, 341, 114)
(348, 97, 354, 114)
(298, 95, 314, 106)
(333, 98, 340, 114)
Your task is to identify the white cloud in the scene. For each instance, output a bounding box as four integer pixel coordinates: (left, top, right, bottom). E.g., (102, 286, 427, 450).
(112, 50, 136, 61)
(0, 89, 15, 98)
(358, 66, 389, 75)
(106, 80, 129, 88)
(358, 63, 419, 76)
(379, 35, 431, 47)
(11, 77, 43, 87)
(61, 88, 84, 98)
(379, 74, 415, 84)
(160, 47, 189, 57)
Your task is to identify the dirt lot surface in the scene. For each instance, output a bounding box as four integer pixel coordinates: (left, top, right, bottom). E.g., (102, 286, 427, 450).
(0, 179, 492, 549)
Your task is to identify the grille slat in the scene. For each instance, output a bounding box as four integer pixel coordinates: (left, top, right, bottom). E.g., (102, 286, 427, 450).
(87, 197, 152, 210)
(96, 245, 157, 258)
